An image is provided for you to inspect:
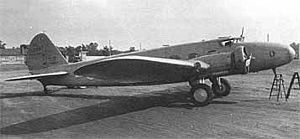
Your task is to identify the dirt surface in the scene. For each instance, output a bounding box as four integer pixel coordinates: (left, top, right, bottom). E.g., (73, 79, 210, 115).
(0, 61, 299, 139)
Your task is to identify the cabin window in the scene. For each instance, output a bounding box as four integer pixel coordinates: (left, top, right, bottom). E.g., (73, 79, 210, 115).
(207, 50, 217, 54)
(169, 55, 181, 59)
(269, 51, 275, 57)
(188, 53, 198, 59)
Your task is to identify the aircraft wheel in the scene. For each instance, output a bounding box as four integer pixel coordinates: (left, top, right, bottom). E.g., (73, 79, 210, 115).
(212, 78, 231, 97)
(190, 84, 212, 106)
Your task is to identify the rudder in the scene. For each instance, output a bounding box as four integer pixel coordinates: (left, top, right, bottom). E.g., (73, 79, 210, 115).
(25, 33, 68, 71)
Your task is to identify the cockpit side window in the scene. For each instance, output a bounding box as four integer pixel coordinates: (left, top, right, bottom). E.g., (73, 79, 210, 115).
(221, 40, 233, 47)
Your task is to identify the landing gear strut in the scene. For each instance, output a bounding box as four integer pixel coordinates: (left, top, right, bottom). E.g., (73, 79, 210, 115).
(210, 77, 231, 97)
(187, 77, 231, 106)
(39, 79, 50, 94)
(42, 85, 50, 94)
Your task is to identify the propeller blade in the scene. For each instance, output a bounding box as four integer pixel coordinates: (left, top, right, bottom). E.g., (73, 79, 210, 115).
(240, 27, 244, 37)
(240, 27, 245, 42)
(245, 53, 252, 73)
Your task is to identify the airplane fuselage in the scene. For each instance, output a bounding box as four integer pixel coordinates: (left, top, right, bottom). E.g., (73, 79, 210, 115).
(6, 33, 295, 106)
(34, 39, 295, 87)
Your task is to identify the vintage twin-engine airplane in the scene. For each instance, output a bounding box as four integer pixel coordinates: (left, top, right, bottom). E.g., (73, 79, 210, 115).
(6, 32, 295, 106)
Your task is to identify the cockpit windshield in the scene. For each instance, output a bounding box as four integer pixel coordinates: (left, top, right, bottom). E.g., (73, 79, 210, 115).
(219, 37, 244, 47)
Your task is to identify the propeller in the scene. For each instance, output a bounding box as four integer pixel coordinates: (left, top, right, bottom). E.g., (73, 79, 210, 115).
(243, 46, 252, 73)
(239, 27, 245, 42)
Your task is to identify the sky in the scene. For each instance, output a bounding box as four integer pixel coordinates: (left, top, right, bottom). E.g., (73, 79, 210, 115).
(0, 0, 299, 50)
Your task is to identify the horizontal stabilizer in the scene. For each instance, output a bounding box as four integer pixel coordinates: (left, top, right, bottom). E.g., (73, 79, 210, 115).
(5, 71, 68, 81)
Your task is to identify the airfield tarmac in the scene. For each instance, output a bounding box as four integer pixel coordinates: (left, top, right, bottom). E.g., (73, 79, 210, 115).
(0, 61, 299, 139)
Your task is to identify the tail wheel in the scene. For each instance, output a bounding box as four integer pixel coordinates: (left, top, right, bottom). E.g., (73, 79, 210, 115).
(190, 84, 212, 106)
(212, 78, 231, 97)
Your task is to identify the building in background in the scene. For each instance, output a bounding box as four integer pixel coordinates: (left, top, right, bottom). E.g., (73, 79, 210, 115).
(80, 50, 105, 61)
(20, 44, 29, 55)
(0, 48, 24, 64)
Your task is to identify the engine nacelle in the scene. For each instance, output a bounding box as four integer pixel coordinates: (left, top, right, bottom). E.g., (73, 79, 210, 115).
(194, 45, 251, 77)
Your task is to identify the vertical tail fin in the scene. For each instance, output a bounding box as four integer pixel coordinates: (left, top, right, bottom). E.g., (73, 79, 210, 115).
(25, 33, 68, 71)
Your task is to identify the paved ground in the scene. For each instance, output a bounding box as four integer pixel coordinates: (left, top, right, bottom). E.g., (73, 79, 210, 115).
(0, 61, 299, 138)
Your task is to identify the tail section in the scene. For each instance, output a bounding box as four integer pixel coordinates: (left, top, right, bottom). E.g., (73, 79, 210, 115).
(25, 33, 68, 71)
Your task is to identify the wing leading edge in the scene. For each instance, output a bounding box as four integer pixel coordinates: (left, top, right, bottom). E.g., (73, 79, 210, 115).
(5, 71, 68, 81)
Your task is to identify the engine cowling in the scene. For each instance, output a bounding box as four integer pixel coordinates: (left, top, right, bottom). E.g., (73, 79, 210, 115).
(231, 46, 251, 74)
(192, 46, 252, 77)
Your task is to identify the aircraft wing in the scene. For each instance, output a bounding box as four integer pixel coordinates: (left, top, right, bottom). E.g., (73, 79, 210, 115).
(74, 56, 209, 85)
(5, 71, 68, 81)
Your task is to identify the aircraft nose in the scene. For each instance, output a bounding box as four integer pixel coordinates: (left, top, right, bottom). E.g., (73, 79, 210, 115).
(246, 42, 295, 72)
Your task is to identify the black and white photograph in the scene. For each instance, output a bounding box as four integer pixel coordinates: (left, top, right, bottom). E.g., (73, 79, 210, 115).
(0, 0, 299, 138)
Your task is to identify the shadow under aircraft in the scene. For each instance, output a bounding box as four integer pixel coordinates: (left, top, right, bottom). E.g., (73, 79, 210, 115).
(0, 88, 237, 135)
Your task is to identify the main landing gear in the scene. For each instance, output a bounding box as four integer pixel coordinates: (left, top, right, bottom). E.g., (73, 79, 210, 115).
(210, 77, 231, 97)
(39, 79, 51, 94)
(188, 77, 231, 106)
(42, 84, 50, 94)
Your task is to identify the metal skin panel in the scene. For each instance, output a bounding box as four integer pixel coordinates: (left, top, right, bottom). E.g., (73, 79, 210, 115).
(194, 53, 232, 73)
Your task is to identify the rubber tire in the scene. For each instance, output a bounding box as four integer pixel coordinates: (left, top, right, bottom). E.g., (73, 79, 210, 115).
(212, 78, 231, 97)
(190, 84, 212, 106)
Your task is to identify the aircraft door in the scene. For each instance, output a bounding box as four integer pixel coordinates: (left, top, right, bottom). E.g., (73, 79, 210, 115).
(231, 46, 251, 74)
